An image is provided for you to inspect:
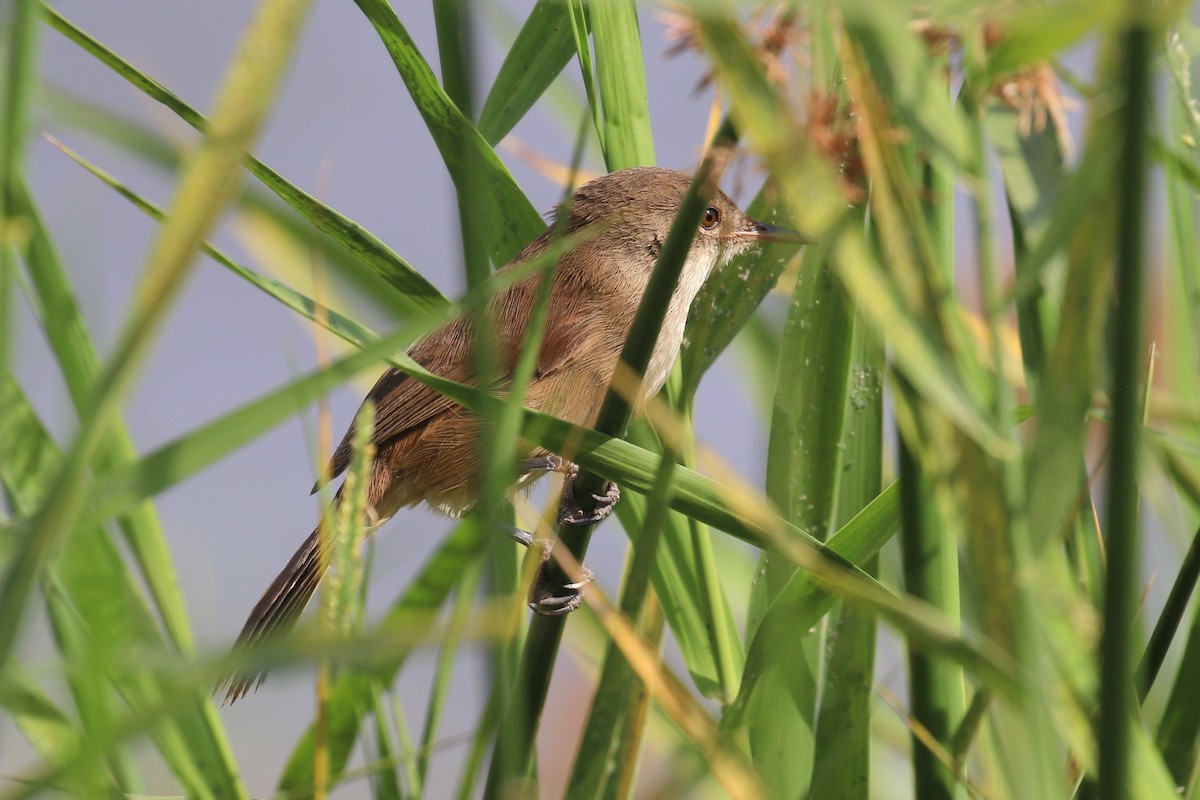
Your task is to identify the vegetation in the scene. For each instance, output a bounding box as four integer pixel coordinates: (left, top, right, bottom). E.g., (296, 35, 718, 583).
(2, 0, 1199, 798)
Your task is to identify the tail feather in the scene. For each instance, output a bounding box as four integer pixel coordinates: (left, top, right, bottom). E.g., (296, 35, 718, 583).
(219, 529, 327, 704)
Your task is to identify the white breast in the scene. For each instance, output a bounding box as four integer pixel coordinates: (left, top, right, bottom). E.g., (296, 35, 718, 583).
(640, 248, 719, 400)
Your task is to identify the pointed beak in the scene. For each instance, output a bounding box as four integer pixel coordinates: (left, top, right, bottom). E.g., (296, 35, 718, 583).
(744, 219, 809, 245)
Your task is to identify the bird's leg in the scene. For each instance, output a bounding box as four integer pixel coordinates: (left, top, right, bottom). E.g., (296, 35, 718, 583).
(507, 454, 619, 616)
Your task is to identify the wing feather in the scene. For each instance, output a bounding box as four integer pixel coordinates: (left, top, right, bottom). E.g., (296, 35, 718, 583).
(317, 260, 604, 489)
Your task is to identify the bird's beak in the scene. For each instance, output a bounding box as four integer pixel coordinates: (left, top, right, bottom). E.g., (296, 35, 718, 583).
(744, 219, 810, 245)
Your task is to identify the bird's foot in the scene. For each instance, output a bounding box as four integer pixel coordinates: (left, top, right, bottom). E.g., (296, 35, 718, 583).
(519, 454, 621, 527)
(528, 566, 593, 616)
(503, 526, 594, 616)
(558, 465, 620, 527)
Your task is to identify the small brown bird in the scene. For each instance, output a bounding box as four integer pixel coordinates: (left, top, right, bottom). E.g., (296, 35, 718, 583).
(221, 166, 798, 702)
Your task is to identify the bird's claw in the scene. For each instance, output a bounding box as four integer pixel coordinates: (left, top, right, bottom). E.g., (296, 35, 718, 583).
(559, 473, 620, 527)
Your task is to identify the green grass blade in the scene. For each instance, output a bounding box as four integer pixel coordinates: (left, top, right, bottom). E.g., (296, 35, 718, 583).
(1138, 524, 1200, 699)
(0, 669, 92, 787)
(1155, 594, 1200, 783)
(832, 229, 1005, 456)
(625, 419, 743, 702)
(365, 691, 404, 800)
(277, 519, 483, 796)
(841, 6, 973, 168)
(589, 0, 654, 169)
(726, 483, 897, 729)
(42, 88, 418, 318)
(432, 0, 490, 291)
(0, 0, 310, 695)
(478, 0, 578, 145)
(0, 375, 245, 799)
(12, 178, 196, 653)
(599, 598, 663, 800)
(453, 681, 501, 800)
(746, 240, 854, 795)
(0, 0, 40, 411)
(984, 100, 1070, 396)
(895, 122, 964, 800)
(983, 0, 1128, 81)
(40, 3, 445, 314)
(86, 321, 424, 523)
(1143, 25, 1200, 723)
(810, 316, 883, 799)
(416, 559, 485, 789)
(46, 135, 384, 350)
(563, 461, 676, 799)
(1021, 139, 1118, 555)
(351, 0, 543, 265)
(567, 0, 603, 149)
(41, 572, 143, 794)
(0, 672, 120, 798)
(615, 491, 721, 696)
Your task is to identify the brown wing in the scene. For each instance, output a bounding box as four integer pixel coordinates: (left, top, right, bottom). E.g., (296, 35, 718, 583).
(316, 265, 601, 490)
(317, 316, 469, 490)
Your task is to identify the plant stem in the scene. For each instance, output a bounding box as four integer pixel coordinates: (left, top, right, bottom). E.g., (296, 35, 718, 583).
(1098, 18, 1150, 800)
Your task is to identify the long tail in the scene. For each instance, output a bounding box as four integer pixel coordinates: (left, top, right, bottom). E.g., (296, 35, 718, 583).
(219, 528, 327, 704)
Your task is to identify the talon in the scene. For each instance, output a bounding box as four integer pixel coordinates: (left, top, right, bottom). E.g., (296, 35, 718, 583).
(529, 590, 584, 616)
(563, 564, 595, 591)
(504, 526, 538, 550)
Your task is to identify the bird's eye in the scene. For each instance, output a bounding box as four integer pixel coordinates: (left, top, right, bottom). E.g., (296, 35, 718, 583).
(701, 206, 721, 230)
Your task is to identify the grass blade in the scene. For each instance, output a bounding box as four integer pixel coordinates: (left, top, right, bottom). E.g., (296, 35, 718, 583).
(746, 239, 854, 794)
(478, 0, 578, 145)
(351, 0, 543, 265)
(589, 0, 654, 169)
(0, 375, 244, 798)
(0, 0, 40, 411)
(277, 520, 483, 796)
(1, 0, 311, 682)
(40, 3, 446, 314)
(810, 316, 883, 799)
(12, 178, 196, 652)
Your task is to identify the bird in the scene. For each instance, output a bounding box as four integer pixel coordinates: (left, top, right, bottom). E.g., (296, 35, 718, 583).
(219, 166, 799, 703)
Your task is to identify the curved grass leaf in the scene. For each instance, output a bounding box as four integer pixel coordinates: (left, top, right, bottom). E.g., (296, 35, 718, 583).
(0, 1, 311, 735)
(0, 0, 40, 410)
(351, 0, 543, 265)
(46, 135, 381, 358)
(0, 376, 245, 799)
(0, 670, 92, 791)
(478, 0, 578, 145)
(42, 87, 418, 317)
(41, 3, 446, 315)
(12, 178, 197, 653)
